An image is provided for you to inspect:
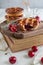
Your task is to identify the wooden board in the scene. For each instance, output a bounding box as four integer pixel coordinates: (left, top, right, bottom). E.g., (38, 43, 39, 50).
(1, 20, 43, 52)
(3, 34, 43, 52)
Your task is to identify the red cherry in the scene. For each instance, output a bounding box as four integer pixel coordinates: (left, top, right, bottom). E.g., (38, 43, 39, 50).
(9, 24, 12, 27)
(32, 46, 38, 52)
(9, 56, 16, 64)
(40, 57, 43, 64)
(13, 27, 17, 32)
(10, 27, 14, 32)
(28, 50, 35, 57)
(35, 16, 40, 21)
(13, 25, 17, 31)
(14, 24, 17, 28)
(9, 24, 12, 29)
(9, 24, 13, 29)
(9, 24, 17, 32)
(12, 25, 17, 32)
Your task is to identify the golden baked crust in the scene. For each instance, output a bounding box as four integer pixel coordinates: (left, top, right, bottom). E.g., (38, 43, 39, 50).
(7, 13, 23, 17)
(5, 15, 22, 21)
(17, 18, 39, 31)
(6, 7, 23, 14)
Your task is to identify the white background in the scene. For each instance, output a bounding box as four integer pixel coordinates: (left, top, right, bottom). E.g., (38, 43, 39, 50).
(0, 0, 43, 8)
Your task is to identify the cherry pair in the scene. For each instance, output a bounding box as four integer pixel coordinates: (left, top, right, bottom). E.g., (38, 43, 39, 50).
(28, 46, 38, 57)
(28, 46, 43, 64)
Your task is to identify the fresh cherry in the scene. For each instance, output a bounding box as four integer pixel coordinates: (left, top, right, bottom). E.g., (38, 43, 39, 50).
(9, 24, 12, 29)
(10, 27, 15, 32)
(9, 24, 17, 32)
(13, 25, 17, 31)
(32, 46, 38, 52)
(13, 24, 17, 28)
(35, 16, 40, 21)
(40, 57, 43, 64)
(9, 56, 16, 64)
(9, 24, 12, 27)
(14, 27, 17, 32)
(28, 50, 35, 57)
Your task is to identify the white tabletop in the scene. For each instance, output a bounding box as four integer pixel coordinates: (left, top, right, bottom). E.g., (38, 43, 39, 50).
(0, 9, 43, 65)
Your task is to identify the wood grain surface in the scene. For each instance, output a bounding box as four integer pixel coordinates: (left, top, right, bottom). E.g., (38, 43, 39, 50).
(3, 34, 43, 52)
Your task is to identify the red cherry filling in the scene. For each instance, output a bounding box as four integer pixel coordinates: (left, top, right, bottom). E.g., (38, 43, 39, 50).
(25, 24, 33, 30)
(40, 57, 43, 64)
(28, 50, 35, 57)
(9, 56, 16, 64)
(32, 46, 38, 52)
